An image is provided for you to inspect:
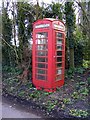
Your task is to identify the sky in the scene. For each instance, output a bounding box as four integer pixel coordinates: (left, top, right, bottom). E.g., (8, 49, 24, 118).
(30, 0, 65, 6)
(32, 0, 53, 4)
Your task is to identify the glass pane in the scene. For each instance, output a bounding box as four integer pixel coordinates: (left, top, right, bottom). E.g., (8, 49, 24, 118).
(37, 63, 47, 68)
(35, 32, 48, 81)
(57, 51, 62, 56)
(57, 39, 62, 44)
(36, 32, 48, 38)
(37, 45, 48, 50)
(37, 38, 47, 44)
(57, 33, 63, 38)
(57, 69, 62, 74)
(56, 75, 62, 80)
(57, 45, 62, 50)
(37, 51, 48, 56)
(37, 57, 48, 62)
(37, 69, 47, 74)
(37, 75, 46, 80)
(57, 57, 62, 62)
(57, 63, 62, 67)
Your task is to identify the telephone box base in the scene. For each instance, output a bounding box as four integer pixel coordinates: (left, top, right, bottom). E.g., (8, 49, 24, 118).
(36, 87, 56, 92)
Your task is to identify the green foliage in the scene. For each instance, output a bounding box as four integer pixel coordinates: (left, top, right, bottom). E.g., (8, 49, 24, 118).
(65, 2, 76, 68)
(66, 68, 75, 78)
(75, 67, 85, 74)
(17, 2, 34, 62)
(79, 82, 86, 85)
(18, 91, 25, 97)
(80, 88, 88, 96)
(46, 100, 58, 111)
(43, 92, 52, 96)
(65, 2, 76, 31)
(2, 7, 13, 66)
(74, 43, 83, 67)
(66, 67, 85, 79)
(74, 28, 89, 67)
(17, 2, 34, 43)
(71, 92, 79, 99)
(69, 109, 88, 117)
(74, 26, 90, 65)
(3, 66, 89, 117)
(63, 98, 71, 104)
(29, 93, 39, 98)
(74, 28, 84, 43)
(2, 66, 22, 75)
(83, 60, 90, 68)
(44, 2, 63, 19)
(2, 8, 12, 44)
(67, 68, 75, 74)
(87, 77, 90, 85)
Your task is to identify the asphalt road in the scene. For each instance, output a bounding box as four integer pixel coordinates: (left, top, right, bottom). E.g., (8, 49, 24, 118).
(1, 96, 42, 118)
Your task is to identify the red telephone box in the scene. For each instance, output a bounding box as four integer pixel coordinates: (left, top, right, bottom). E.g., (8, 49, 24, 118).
(32, 18, 65, 92)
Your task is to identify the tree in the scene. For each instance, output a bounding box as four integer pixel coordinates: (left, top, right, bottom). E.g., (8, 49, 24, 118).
(65, 2, 76, 68)
(17, 2, 34, 63)
(44, 2, 63, 19)
(34, 0, 43, 20)
(2, 2, 12, 66)
(75, 0, 90, 61)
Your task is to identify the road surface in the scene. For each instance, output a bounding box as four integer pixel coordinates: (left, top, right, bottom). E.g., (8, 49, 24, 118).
(1, 96, 42, 118)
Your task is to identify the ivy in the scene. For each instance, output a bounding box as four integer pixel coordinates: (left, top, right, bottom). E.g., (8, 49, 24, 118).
(65, 2, 76, 49)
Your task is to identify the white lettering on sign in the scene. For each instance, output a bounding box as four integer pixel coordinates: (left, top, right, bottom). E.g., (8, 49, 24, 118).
(35, 24, 50, 29)
(53, 22, 65, 31)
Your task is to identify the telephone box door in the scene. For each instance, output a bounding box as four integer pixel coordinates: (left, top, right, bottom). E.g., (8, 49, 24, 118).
(33, 30, 49, 87)
(53, 30, 65, 83)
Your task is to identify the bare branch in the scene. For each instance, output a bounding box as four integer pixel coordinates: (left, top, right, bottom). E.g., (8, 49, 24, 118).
(75, 0, 89, 23)
(2, 37, 19, 62)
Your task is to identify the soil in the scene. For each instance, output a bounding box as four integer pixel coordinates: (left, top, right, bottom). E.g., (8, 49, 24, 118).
(2, 68, 90, 119)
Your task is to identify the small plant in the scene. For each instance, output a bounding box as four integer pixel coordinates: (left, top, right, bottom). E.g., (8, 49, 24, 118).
(69, 109, 88, 117)
(29, 91, 42, 99)
(26, 83, 33, 89)
(83, 60, 90, 68)
(87, 77, 90, 85)
(80, 88, 88, 96)
(75, 67, 85, 74)
(43, 92, 50, 96)
(14, 78, 19, 82)
(8, 78, 14, 85)
(29, 93, 35, 98)
(18, 91, 25, 97)
(79, 82, 86, 85)
(46, 100, 58, 111)
(38, 91, 52, 97)
(63, 98, 71, 104)
(66, 68, 75, 78)
(71, 92, 79, 99)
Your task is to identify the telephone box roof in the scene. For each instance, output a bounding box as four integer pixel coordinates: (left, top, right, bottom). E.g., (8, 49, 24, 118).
(43, 18, 57, 21)
(33, 18, 65, 26)
(33, 18, 65, 31)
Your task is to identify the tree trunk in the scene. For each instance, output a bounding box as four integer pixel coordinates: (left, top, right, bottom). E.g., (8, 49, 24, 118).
(12, 2, 16, 46)
(68, 26, 75, 69)
(69, 48, 74, 68)
(12, 2, 19, 65)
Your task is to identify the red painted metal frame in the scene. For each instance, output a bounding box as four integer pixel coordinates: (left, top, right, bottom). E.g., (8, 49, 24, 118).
(32, 18, 65, 92)
(52, 30, 65, 89)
